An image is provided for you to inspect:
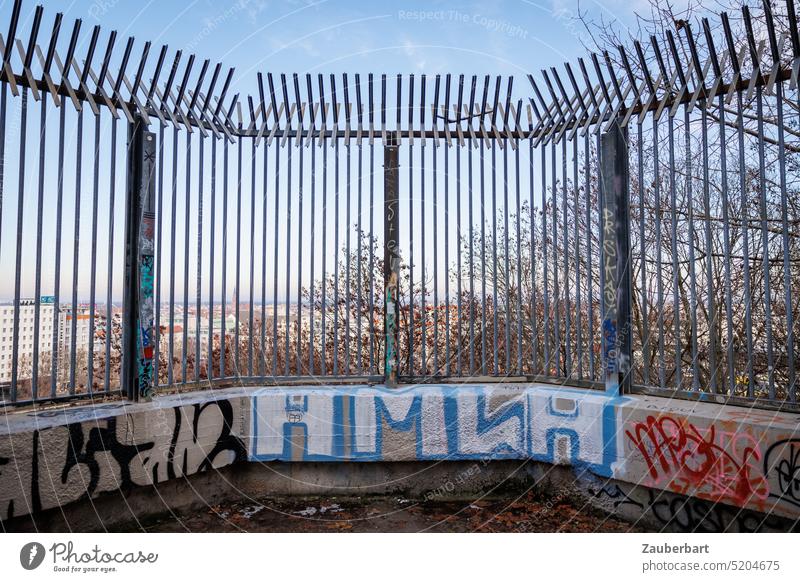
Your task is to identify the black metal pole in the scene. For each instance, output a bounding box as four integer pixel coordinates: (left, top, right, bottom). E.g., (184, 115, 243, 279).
(122, 114, 157, 401)
(599, 119, 631, 395)
(383, 136, 400, 387)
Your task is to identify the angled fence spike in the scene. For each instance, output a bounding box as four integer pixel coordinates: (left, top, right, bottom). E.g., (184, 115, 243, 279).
(355, 72, 363, 145)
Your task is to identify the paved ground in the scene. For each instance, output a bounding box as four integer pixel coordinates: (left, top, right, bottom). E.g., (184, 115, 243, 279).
(132, 491, 646, 533)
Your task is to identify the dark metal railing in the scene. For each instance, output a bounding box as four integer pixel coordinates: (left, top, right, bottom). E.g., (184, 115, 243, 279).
(0, 0, 797, 410)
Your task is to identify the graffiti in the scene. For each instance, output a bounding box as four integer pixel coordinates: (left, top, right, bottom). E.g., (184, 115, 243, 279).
(138, 253, 155, 398)
(592, 483, 792, 533)
(252, 385, 621, 472)
(3, 384, 798, 528)
(602, 319, 617, 375)
(625, 415, 768, 506)
(1, 397, 246, 522)
(764, 438, 800, 509)
(590, 483, 643, 509)
(384, 272, 398, 386)
(193, 401, 247, 472)
(529, 389, 624, 477)
(600, 205, 618, 388)
(62, 418, 155, 496)
(602, 208, 617, 308)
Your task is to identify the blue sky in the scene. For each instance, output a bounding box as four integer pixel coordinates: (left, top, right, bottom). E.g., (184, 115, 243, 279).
(10, 0, 645, 98)
(0, 0, 653, 303)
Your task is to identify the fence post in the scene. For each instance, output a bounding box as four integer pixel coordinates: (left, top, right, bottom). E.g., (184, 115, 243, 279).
(383, 135, 400, 387)
(599, 120, 632, 395)
(121, 114, 157, 401)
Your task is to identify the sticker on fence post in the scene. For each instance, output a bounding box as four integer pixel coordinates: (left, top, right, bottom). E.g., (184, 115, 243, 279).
(383, 136, 400, 387)
(599, 120, 632, 395)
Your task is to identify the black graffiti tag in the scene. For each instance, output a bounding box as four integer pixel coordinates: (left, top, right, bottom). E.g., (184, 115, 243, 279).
(61, 418, 155, 498)
(193, 400, 247, 472)
(764, 438, 800, 509)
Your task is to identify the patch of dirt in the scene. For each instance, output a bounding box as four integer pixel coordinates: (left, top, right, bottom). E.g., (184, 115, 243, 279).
(131, 491, 648, 533)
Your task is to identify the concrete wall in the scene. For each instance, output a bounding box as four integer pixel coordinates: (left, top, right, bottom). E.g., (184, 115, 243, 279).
(250, 384, 800, 520)
(0, 387, 248, 522)
(2, 383, 798, 528)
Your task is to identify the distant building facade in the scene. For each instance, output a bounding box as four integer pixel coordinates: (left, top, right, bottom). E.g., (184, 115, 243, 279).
(0, 297, 95, 382)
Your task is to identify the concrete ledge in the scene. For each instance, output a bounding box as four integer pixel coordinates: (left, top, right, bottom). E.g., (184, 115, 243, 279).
(0, 387, 250, 522)
(2, 383, 799, 529)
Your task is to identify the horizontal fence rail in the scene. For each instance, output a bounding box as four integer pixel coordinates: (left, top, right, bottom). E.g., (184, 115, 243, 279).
(0, 0, 797, 409)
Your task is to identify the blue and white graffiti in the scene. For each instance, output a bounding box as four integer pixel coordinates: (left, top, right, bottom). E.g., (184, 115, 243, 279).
(250, 385, 626, 475)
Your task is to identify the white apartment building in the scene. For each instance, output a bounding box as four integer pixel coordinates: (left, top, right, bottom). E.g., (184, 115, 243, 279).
(0, 298, 94, 382)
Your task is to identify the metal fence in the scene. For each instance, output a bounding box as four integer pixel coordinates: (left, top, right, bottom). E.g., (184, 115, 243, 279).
(0, 0, 797, 409)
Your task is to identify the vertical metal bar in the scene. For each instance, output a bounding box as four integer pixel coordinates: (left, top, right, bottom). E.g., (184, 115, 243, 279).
(404, 76, 414, 377)
(87, 109, 101, 394)
(668, 113, 681, 389)
(408, 134, 415, 374)
(636, 121, 649, 386)
(561, 137, 570, 377)
(684, 106, 700, 391)
(50, 93, 65, 399)
(10, 86, 27, 401)
(491, 139, 498, 375)
(32, 84, 48, 399)
(503, 139, 511, 374)
(320, 129, 327, 375)
(776, 75, 796, 400)
(196, 133, 205, 380)
(468, 133, 476, 374)
(0, 81, 6, 394)
(296, 129, 304, 375)
(69, 102, 82, 395)
(356, 142, 363, 374)
(272, 141, 280, 374)
(249, 135, 256, 377)
(516, 136, 523, 375)
(106, 117, 119, 392)
(456, 134, 463, 376)
(551, 140, 560, 376)
(541, 143, 550, 372)
(308, 132, 316, 375)
(284, 129, 292, 376)
(169, 126, 178, 385)
(733, 90, 754, 397)
(531, 139, 539, 374)
(444, 133, 451, 374)
(755, 84, 775, 398)
(344, 135, 351, 375)
(209, 137, 216, 380)
(260, 137, 268, 376)
(182, 131, 191, 383)
(433, 130, 440, 374)
(235, 131, 243, 376)
(715, 85, 733, 395)
(421, 123, 428, 374)
(599, 120, 632, 394)
(700, 98, 717, 392)
(573, 132, 582, 379)
(584, 132, 594, 380)
(478, 135, 488, 375)
(221, 139, 229, 379)
(333, 133, 340, 374)
(384, 135, 400, 385)
(369, 140, 375, 375)
(653, 116, 665, 389)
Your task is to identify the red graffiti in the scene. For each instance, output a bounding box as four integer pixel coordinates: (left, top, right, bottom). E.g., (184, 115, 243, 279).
(626, 415, 768, 507)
